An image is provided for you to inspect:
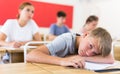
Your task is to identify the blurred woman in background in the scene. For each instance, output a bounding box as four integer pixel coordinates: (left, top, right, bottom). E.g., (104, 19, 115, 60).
(0, 2, 41, 63)
(80, 15, 99, 35)
(0, 2, 41, 48)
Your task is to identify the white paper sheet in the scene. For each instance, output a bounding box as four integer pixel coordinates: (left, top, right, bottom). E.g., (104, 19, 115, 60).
(85, 62, 116, 70)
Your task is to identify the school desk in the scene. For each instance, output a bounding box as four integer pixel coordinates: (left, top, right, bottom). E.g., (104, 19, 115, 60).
(0, 47, 24, 63)
(0, 63, 98, 74)
(0, 63, 50, 74)
(0, 61, 120, 74)
(0, 46, 40, 63)
(33, 61, 120, 74)
(0, 41, 51, 63)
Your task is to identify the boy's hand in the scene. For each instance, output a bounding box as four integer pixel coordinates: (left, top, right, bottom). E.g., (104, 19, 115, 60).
(60, 55, 85, 68)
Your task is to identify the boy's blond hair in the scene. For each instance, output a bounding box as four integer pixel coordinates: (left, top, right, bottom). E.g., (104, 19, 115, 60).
(89, 27, 112, 57)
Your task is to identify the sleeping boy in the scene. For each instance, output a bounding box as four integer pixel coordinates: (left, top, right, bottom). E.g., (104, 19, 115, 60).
(27, 27, 114, 68)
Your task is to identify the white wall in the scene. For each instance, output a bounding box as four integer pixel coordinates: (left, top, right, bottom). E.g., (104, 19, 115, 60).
(91, 0, 120, 39)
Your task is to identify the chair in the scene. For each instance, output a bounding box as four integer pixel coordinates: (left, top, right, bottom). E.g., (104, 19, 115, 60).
(112, 41, 120, 61)
(24, 41, 51, 63)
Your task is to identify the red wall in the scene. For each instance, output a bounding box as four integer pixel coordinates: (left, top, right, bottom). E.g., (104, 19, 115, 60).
(0, 0, 73, 28)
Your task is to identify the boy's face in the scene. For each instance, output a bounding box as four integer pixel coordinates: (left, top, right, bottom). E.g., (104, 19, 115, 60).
(57, 17, 66, 24)
(78, 35, 100, 57)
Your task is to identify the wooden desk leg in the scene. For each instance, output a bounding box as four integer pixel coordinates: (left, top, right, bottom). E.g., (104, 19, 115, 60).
(9, 53, 12, 63)
(10, 52, 24, 63)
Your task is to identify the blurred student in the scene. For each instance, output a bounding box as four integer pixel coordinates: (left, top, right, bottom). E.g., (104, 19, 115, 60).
(0, 2, 41, 48)
(0, 2, 41, 63)
(48, 11, 70, 41)
(80, 15, 98, 35)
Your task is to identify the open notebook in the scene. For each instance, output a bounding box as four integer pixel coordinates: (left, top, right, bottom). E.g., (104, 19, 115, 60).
(85, 62, 117, 70)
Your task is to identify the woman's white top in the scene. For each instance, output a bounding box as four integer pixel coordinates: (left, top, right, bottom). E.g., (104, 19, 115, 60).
(0, 19, 39, 42)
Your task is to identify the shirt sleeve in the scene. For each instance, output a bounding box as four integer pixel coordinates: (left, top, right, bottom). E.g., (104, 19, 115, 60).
(46, 35, 66, 56)
(0, 20, 11, 36)
(49, 24, 56, 35)
(31, 20, 39, 35)
(64, 25, 70, 32)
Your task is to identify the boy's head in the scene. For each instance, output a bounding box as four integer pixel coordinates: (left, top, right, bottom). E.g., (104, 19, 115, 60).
(78, 27, 112, 57)
(57, 11, 66, 24)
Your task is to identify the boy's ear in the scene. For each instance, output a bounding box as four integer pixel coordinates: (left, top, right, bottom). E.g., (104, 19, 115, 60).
(82, 33, 87, 38)
(82, 31, 89, 38)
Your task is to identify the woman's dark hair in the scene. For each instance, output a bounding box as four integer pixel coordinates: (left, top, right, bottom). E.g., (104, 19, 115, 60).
(85, 15, 98, 24)
(57, 11, 66, 17)
(17, 2, 33, 19)
(83, 15, 98, 27)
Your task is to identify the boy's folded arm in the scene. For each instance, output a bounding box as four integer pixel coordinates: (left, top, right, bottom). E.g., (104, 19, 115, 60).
(26, 45, 85, 68)
(83, 54, 115, 64)
(26, 45, 62, 65)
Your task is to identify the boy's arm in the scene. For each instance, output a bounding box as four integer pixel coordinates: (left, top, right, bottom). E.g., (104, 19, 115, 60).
(27, 45, 61, 64)
(26, 45, 85, 68)
(83, 54, 115, 64)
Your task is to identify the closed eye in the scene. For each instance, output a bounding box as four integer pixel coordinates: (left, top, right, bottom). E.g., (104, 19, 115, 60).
(92, 52, 97, 55)
(92, 51, 100, 55)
